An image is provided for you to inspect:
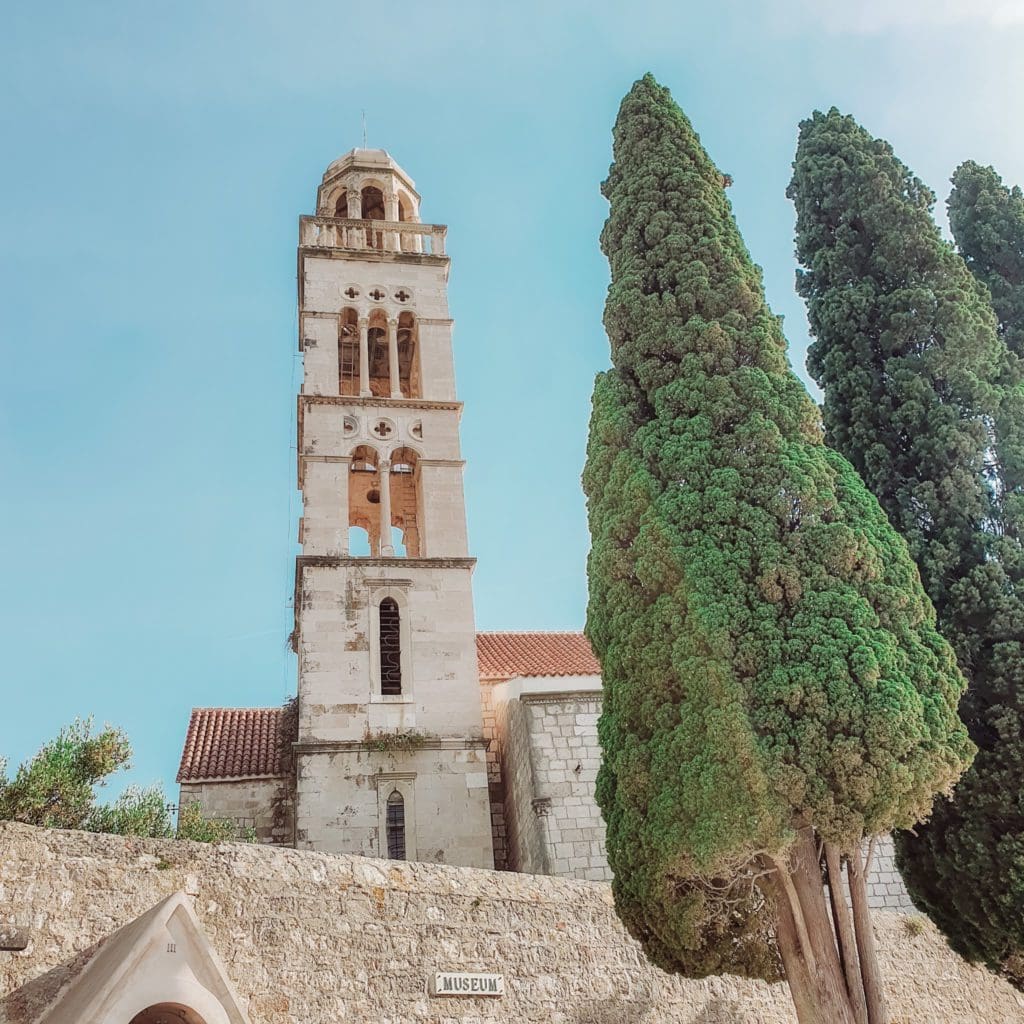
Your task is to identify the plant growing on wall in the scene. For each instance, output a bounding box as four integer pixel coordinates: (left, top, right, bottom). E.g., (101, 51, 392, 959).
(583, 75, 973, 1024)
(788, 112, 1024, 989)
(365, 727, 432, 753)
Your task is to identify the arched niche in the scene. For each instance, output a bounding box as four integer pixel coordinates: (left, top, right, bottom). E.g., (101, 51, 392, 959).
(388, 446, 421, 557)
(396, 311, 420, 398)
(338, 307, 360, 396)
(130, 1003, 209, 1024)
(348, 444, 382, 556)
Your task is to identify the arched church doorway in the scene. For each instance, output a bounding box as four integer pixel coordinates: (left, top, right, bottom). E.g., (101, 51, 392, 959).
(129, 1003, 208, 1024)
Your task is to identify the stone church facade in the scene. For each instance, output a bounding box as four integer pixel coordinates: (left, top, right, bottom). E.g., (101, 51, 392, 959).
(176, 147, 911, 909)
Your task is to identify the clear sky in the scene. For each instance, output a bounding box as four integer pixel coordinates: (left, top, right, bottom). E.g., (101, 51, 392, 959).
(2, 0, 1022, 801)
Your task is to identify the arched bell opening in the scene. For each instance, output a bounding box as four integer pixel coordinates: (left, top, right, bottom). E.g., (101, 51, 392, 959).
(333, 188, 348, 218)
(348, 445, 382, 556)
(338, 307, 360, 397)
(367, 308, 391, 398)
(361, 185, 385, 219)
(130, 1004, 208, 1024)
(361, 185, 386, 249)
(388, 447, 421, 557)
(396, 311, 420, 399)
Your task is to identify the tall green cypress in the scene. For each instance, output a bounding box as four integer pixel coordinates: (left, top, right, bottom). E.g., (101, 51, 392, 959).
(949, 161, 1024, 359)
(789, 109, 1024, 985)
(585, 77, 971, 1024)
(949, 161, 1024, 532)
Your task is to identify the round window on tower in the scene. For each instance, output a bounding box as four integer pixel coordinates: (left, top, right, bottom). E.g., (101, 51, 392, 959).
(372, 418, 396, 441)
(409, 420, 423, 440)
(343, 415, 359, 438)
(393, 287, 413, 304)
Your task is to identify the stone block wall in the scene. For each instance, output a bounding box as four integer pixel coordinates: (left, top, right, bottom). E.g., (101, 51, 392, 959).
(2, 822, 1022, 1024)
(479, 681, 507, 870)
(294, 742, 493, 867)
(178, 777, 294, 846)
(514, 694, 610, 881)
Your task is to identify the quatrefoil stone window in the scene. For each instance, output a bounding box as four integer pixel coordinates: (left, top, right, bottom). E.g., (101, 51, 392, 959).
(372, 418, 395, 440)
(343, 415, 358, 438)
(394, 288, 411, 303)
(344, 285, 360, 300)
(369, 287, 386, 302)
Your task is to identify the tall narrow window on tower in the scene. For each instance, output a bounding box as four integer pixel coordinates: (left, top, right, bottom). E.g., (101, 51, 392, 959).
(379, 598, 402, 694)
(386, 790, 406, 859)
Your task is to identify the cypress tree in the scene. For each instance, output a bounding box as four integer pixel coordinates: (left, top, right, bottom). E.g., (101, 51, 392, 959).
(949, 161, 1024, 533)
(788, 110, 1024, 985)
(949, 161, 1024, 359)
(585, 76, 971, 1024)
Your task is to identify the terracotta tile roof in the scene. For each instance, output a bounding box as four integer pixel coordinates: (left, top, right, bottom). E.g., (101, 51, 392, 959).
(476, 631, 600, 680)
(176, 707, 285, 782)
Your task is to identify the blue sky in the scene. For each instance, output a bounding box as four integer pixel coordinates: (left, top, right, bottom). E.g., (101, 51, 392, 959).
(2, 0, 1022, 801)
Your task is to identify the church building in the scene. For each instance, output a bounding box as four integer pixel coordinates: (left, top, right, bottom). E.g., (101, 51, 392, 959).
(174, 147, 911, 909)
(176, 148, 612, 881)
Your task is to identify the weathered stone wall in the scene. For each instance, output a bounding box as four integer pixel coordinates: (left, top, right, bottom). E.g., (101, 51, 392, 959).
(498, 691, 610, 881)
(516, 693, 610, 882)
(2, 823, 1022, 1024)
(479, 681, 508, 870)
(498, 696, 548, 875)
(179, 777, 294, 846)
(295, 742, 493, 867)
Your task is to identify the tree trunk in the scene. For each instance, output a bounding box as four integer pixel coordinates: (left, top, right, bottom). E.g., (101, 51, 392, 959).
(825, 843, 868, 1024)
(848, 843, 889, 1024)
(762, 829, 861, 1024)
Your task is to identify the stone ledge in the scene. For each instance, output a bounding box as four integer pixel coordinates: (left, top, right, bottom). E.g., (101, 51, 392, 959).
(294, 737, 489, 753)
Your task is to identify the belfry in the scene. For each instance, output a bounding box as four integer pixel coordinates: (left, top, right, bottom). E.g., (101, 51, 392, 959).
(291, 148, 494, 866)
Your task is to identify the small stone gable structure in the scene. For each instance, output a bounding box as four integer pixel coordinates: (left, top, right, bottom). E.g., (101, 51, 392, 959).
(4, 884, 249, 1024)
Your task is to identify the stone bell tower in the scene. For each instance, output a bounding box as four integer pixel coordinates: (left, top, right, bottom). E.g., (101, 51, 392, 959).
(292, 148, 494, 868)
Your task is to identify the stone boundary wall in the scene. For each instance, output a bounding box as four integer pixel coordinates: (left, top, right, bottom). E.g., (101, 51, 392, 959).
(2, 823, 1022, 1024)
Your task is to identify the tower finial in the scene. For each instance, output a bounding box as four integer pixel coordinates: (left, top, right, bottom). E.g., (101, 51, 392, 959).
(361, 110, 367, 149)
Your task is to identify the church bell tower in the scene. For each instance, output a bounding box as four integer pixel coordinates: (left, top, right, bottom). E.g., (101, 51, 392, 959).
(292, 148, 494, 867)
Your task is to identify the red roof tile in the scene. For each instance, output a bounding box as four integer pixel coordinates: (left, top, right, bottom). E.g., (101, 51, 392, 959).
(176, 707, 285, 782)
(476, 631, 600, 680)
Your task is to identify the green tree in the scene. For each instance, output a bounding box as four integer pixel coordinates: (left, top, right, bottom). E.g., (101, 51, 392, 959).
(949, 160, 1024, 359)
(0, 718, 131, 828)
(948, 160, 1024, 534)
(789, 109, 1024, 986)
(585, 76, 971, 1024)
(1, 719, 254, 844)
(84, 784, 174, 837)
